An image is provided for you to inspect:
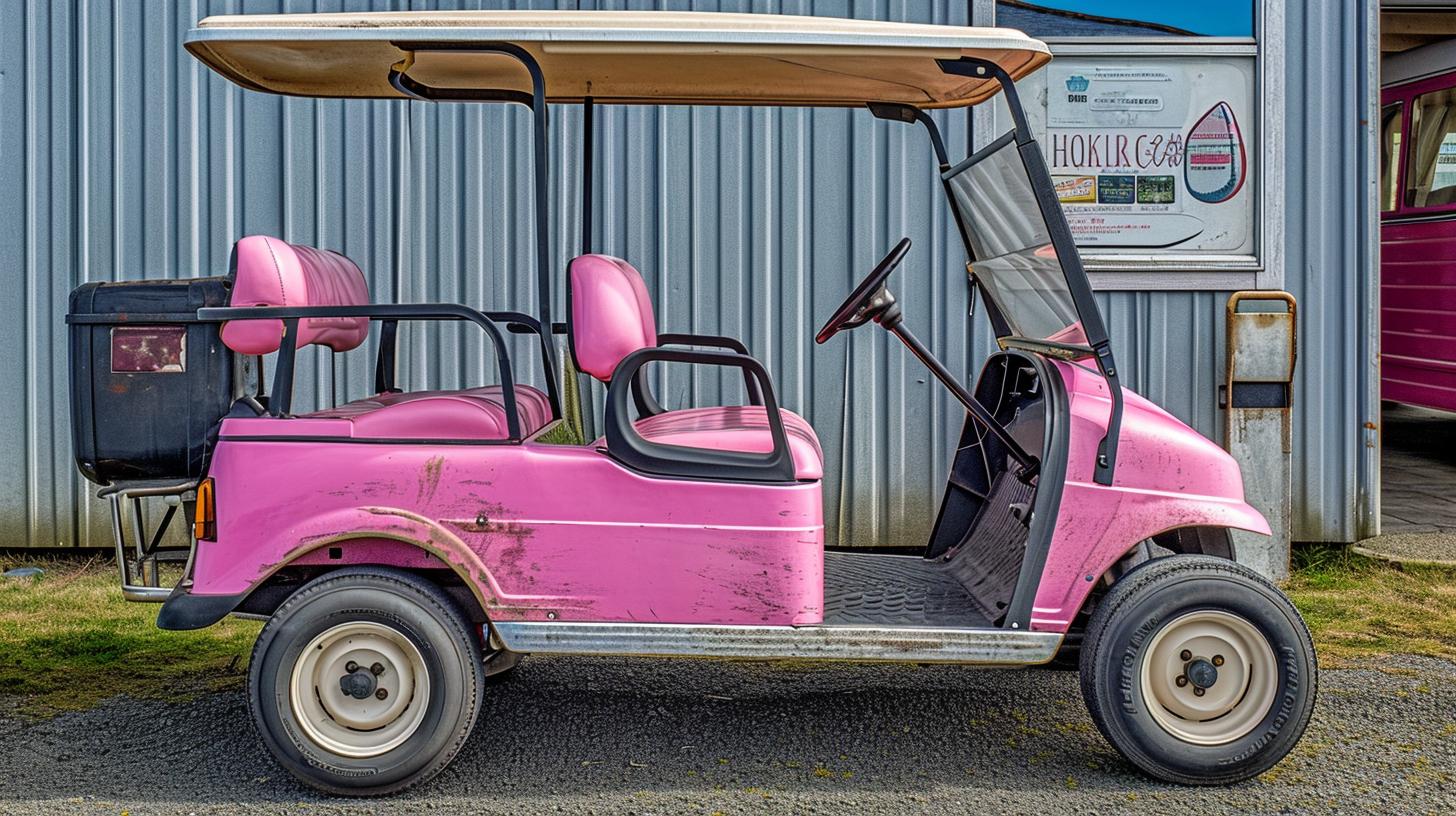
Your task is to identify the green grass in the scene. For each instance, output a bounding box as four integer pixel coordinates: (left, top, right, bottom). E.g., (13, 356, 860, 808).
(0, 544, 1451, 715)
(0, 555, 260, 714)
(1284, 544, 1456, 663)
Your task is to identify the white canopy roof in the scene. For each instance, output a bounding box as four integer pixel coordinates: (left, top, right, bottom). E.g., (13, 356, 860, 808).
(185, 10, 1050, 108)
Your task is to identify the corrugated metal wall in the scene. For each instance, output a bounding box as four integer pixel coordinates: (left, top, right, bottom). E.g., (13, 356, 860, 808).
(0, 0, 1376, 548)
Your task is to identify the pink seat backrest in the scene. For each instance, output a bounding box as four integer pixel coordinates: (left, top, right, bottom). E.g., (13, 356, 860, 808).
(569, 254, 657, 381)
(220, 235, 371, 355)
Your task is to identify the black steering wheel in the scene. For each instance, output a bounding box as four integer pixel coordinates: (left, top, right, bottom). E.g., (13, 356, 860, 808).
(815, 238, 912, 344)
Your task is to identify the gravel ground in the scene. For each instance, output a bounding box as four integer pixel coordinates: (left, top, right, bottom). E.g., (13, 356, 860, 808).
(0, 654, 1451, 815)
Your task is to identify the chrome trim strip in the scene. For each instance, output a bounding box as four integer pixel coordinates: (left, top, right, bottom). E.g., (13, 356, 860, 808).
(492, 621, 1062, 665)
(1380, 211, 1456, 226)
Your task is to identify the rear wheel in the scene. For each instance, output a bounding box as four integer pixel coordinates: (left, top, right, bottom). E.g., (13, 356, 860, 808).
(1079, 555, 1316, 784)
(248, 567, 484, 796)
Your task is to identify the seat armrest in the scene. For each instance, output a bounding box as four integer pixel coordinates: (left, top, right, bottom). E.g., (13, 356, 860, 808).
(657, 332, 750, 356)
(630, 333, 765, 417)
(606, 347, 796, 483)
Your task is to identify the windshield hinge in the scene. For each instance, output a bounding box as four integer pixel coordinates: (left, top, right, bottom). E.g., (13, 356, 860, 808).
(1091, 340, 1124, 486)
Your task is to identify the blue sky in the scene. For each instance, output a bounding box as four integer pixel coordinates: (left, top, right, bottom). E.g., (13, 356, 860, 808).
(1018, 1, 1254, 36)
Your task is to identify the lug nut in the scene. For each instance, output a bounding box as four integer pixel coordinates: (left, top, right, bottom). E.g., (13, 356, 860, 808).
(1180, 650, 1192, 662)
(1176, 675, 1188, 688)
(1212, 655, 1225, 667)
(370, 662, 385, 676)
(1193, 687, 1205, 697)
(345, 661, 359, 673)
(375, 688, 388, 700)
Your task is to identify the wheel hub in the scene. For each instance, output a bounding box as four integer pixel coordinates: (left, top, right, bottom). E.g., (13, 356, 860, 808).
(1185, 658, 1219, 690)
(338, 667, 377, 700)
(289, 621, 430, 759)
(1139, 610, 1278, 746)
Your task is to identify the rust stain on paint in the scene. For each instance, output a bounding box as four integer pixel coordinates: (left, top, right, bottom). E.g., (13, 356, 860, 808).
(417, 455, 445, 503)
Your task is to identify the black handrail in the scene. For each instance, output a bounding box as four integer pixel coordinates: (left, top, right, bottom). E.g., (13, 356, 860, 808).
(606, 346, 797, 483)
(197, 303, 524, 441)
(486, 310, 562, 420)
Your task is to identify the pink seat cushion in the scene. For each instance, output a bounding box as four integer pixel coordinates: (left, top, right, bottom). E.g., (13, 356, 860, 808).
(569, 254, 657, 382)
(222, 235, 371, 355)
(626, 406, 824, 480)
(305, 385, 553, 441)
(569, 253, 821, 479)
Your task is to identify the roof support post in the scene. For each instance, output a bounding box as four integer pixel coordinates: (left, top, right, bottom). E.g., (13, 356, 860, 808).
(938, 56, 1123, 485)
(387, 41, 559, 408)
(581, 96, 595, 255)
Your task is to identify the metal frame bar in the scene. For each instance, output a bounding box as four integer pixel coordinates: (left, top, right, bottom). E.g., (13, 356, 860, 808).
(867, 102, 1012, 336)
(197, 303, 524, 440)
(99, 479, 198, 602)
(581, 96, 595, 254)
(372, 309, 561, 421)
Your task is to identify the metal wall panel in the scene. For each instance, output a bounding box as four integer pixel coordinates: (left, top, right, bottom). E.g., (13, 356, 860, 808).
(1280, 0, 1381, 541)
(0, 0, 1376, 548)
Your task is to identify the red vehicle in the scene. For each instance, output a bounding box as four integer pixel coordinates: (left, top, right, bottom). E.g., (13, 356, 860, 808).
(1382, 44, 1456, 412)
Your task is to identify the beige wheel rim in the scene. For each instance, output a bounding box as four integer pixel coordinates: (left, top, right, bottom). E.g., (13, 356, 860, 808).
(1139, 610, 1278, 746)
(289, 621, 430, 759)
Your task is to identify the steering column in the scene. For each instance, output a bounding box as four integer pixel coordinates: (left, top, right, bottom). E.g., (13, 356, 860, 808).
(816, 238, 1040, 482)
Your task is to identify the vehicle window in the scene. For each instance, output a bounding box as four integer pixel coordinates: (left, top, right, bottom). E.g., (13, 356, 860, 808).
(944, 134, 1089, 347)
(1406, 89, 1456, 209)
(1382, 103, 1403, 212)
(996, 1, 1255, 38)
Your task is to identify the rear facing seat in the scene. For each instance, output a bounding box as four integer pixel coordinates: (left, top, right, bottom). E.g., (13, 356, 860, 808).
(223, 235, 551, 440)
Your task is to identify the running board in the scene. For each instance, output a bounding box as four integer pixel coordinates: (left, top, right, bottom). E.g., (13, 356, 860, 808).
(491, 621, 1062, 665)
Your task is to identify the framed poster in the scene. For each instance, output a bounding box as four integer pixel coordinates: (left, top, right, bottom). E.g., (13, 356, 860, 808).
(1031, 58, 1257, 255)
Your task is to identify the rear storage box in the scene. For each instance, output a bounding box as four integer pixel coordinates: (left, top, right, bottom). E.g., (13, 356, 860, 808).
(68, 277, 240, 485)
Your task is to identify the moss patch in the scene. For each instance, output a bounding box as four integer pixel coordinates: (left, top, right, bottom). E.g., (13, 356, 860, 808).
(1285, 544, 1456, 663)
(0, 555, 259, 715)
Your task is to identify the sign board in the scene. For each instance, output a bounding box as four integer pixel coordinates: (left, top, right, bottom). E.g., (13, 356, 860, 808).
(1022, 57, 1257, 255)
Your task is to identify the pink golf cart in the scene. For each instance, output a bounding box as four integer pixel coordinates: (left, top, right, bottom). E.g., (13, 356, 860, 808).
(67, 10, 1315, 795)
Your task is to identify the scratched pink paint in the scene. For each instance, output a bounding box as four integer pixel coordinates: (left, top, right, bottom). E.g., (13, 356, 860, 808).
(188, 358, 1263, 635)
(200, 433, 825, 625)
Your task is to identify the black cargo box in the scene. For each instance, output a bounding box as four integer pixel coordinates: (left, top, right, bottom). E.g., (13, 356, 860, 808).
(68, 277, 241, 485)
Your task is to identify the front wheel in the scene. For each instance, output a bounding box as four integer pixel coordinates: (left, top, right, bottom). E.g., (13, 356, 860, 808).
(1079, 555, 1316, 785)
(248, 567, 484, 796)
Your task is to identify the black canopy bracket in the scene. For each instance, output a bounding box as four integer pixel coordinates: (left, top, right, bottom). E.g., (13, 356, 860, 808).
(386, 41, 559, 397)
(936, 57, 1123, 485)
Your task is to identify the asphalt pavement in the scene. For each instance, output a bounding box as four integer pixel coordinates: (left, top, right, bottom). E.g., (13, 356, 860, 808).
(0, 653, 1451, 815)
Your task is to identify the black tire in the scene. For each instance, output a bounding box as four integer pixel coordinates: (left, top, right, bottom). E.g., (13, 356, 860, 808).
(247, 567, 484, 796)
(1079, 554, 1317, 785)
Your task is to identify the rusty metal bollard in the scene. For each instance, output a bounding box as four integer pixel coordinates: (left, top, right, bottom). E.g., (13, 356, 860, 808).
(1222, 291, 1297, 581)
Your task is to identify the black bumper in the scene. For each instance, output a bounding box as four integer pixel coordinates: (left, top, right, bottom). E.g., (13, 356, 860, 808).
(156, 585, 246, 630)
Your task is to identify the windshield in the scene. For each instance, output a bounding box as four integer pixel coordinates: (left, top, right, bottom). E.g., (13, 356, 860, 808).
(943, 131, 1089, 350)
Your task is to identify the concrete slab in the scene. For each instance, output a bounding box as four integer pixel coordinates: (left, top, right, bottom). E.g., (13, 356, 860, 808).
(1354, 533, 1456, 566)
(1382, 404, 1456, 535)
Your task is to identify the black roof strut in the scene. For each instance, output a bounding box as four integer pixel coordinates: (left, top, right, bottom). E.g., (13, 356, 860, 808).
(387, 41, 561, 419)
(934, 57, 1124, 486)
